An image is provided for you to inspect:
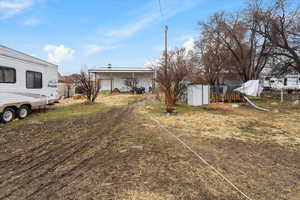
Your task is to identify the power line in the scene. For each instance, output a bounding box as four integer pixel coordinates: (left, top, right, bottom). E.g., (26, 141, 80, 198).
(150, 117, 255, 200)
(158, 0, 164, 18)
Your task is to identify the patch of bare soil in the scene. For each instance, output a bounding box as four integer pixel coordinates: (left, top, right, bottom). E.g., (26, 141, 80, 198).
(0, 101, 299, 200)
(0, 108, 132, 199)
(0, 107, 234, 200)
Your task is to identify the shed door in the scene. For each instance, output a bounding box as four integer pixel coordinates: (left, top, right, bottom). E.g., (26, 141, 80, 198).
(203, 85, 210, 104)
(187, 86, 194, 105)
(187, 85, 210, 106)
(194, 85, 203, 105)
(188, 85, 203, 106)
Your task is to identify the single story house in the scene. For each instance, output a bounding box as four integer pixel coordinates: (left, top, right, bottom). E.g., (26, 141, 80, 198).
(88, 67, 155, 92)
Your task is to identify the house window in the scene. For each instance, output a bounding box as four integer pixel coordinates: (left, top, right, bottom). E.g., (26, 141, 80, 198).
(26, 71, 42, 89)
(0, 66, 16, 83)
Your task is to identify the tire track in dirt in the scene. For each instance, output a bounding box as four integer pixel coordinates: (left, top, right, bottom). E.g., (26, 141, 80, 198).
(0, 140, 54, 166)
(0, 108, 128, 199)
(0, 107, 132, 200)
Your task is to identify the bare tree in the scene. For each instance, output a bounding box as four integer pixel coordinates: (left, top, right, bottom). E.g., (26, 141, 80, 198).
(195, 17, 233, 86)
(124, 78, 139, 93)
(74, 71, 100, 102)
(156, 48, 195, 109)
(254, 0, 300, 73)
(201, 10, 272, 82)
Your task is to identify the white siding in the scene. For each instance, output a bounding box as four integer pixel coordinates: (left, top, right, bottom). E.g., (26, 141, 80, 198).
(100, 80, 111, 91)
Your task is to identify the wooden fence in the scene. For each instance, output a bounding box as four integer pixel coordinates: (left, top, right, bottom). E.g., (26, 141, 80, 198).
(211, 92, 243, 103)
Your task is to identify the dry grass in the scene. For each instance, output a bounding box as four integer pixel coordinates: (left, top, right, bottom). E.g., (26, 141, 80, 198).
(0, 106, 243, 199)
(0, 94, 299, 200)
(137, 97, 300, 148)
(96, 93, 145, 106)
(134, 95, 300, 200)
(56, 93, 145, 108)
(117, 190, 175, 200)
(55, 96, 86, 107)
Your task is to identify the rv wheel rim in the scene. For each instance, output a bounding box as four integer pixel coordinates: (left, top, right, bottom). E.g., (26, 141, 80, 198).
(19, 109, 28, 118)
(3, 110, 13, 122)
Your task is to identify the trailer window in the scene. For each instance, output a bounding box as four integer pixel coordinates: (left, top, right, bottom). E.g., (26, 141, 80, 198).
(0, 66, 16, 83)
(26, 71, 42, 89)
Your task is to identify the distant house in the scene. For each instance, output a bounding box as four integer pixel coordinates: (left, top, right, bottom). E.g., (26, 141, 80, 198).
(88, 67, 155, 92)
(57, 74, 76, 98)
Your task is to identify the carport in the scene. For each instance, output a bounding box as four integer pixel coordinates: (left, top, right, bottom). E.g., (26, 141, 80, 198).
(88, 66, 155, 93)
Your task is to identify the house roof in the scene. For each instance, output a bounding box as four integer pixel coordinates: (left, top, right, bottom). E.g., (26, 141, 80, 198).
(89, 67, 154, 73)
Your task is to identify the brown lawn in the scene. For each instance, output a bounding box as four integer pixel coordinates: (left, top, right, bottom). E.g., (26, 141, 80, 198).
(0, 94, 299, 200)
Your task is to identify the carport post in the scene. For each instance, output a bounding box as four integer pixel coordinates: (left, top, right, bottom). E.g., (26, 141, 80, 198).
(132, 72, 135, 87)
(110, 72, 113, 94)
(94, 72, 98, 91)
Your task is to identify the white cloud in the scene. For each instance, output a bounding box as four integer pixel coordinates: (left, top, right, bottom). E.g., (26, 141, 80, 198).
(0, 0, 36, 19)
(23, 18, 41, 26)
(43, 44, 75, 63)
(102, 0, 203, 43)
(144, 58, 160, 68)
(86, 44, 117, 55)
(84, 0, 203, 58)
(105, 13, 158, 41)
(176, 34, 195, 42)
(183, 37, 195, 52)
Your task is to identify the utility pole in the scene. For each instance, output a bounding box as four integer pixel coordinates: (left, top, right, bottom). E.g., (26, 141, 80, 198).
(164, 25, 169, 106)
(164, 25, 168, 70)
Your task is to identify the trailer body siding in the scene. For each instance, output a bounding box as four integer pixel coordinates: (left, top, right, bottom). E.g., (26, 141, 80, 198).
(0, 45, 58, 113)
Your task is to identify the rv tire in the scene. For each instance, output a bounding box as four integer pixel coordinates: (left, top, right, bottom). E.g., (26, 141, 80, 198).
(18, 105, 30, 119)
(1, 107, 15, 123)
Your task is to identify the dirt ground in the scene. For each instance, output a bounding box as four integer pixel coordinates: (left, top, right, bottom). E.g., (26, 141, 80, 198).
(0, 94, 299, 200)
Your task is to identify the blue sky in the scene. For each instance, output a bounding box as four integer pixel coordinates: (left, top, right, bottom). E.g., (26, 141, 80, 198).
(0, 0, 271, 74)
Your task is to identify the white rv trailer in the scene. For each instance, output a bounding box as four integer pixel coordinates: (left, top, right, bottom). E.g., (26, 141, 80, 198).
(263, 75, 300, 90)
(0, 45, 59, 123)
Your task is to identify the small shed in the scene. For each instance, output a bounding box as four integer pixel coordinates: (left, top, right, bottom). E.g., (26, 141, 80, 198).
(187, 84, 210, 106)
